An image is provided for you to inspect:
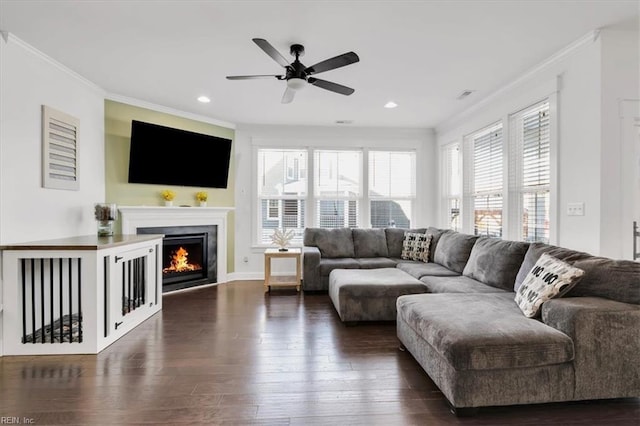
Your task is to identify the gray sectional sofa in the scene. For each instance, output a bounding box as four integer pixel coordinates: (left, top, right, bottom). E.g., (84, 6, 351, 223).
(302, 227, 640, 413)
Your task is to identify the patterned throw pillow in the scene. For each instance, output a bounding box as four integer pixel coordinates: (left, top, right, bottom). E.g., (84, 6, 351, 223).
(401, 232, 432, 263)
(515, 253, 585, 318)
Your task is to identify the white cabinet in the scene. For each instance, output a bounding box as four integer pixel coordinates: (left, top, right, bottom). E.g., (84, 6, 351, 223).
(1, 235, 163, 355)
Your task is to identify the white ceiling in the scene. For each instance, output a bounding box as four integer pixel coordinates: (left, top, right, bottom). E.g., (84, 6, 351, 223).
(1, 1, 638, 128)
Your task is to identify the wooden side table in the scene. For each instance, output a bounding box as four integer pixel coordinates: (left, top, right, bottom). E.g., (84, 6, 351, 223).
(264, 248, 302, 293)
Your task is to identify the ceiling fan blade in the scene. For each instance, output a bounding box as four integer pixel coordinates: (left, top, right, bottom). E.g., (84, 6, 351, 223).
(307, 77, 355, 96)
(253, 38, 290, 68)
(226, 75, 283, 80)
(304, 52, 359, 75)
(281, 87, 296, 104)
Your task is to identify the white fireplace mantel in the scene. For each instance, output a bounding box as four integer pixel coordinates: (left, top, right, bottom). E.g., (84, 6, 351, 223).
(119, 206, 234, 283)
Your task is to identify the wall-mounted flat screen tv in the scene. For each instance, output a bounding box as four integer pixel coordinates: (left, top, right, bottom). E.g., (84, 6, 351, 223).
(128, 120, 232, 188)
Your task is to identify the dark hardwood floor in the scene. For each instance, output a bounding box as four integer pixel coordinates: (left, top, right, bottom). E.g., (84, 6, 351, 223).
(1, 280, 638, 425)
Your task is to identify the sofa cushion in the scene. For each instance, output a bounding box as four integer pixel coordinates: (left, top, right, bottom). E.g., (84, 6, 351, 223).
(425, 227, 449, 262)
(420, 275, 508, 294)
(515, 243, 591, 292)
(353, 229, 389, 258)
(385, 228, 426, 258)
(356, 257, 398, 269)
(567, 257, 640, 305)
(396, 261, 459, 280)
(515, 253, 585, 318)
(401, 232, 432, 262)
(304, 228, 355, 258)
(396, 293, 575, 370)
(319, 258, 360, 276)
(433, 232, 479, 273)
(462, 237, 529, 291)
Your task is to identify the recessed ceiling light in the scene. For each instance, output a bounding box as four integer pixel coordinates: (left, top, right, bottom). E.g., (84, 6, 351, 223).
(197, 96, 211, 103)
(384, 101, 398, 109)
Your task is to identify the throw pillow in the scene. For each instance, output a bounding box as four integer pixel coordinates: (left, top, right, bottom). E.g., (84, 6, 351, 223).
(401, 232, 432, 262)
(515, 253, 585, 318)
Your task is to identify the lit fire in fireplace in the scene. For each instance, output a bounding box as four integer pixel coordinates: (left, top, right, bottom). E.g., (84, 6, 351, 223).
(163, 246, 202, 273)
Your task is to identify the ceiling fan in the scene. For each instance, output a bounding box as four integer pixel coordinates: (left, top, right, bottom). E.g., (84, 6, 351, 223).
(226, 38, 359, 104)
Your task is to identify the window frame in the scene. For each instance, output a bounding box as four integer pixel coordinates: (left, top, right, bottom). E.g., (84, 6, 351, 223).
(441, 143, 462, 231)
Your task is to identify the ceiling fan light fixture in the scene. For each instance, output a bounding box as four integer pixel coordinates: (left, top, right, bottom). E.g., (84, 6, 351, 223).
(287, 77, 307, 91)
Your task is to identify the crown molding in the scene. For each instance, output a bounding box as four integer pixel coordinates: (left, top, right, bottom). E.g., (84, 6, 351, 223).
(2, 31, 105, 94)
(436, 29, 600, 135)
(105, 93, 236, 130)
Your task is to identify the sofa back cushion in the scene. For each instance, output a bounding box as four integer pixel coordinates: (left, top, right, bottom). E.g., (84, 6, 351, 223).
(353, 228, 389, 258)
(515, 243, 591, 292)
(425, 227, 448, 262)
(303, 228, 355, 258)
(385, 228, 426, 258)
(433, 231, 479, 273)
(567, 257, 640, 305)
(462, 237, 529, 291)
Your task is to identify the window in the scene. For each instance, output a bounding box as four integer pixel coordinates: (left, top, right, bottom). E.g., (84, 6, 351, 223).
(314, 150, 362, 228)
(467, 123, 503, 237)
(257, 149, 307, 244)
(369, 151, 415, 228)
(511, 101, 550, 243)
(441, 144, 461, 231)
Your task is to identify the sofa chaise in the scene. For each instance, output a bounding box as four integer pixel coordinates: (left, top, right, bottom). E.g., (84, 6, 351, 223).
(302, 227, 640, 413)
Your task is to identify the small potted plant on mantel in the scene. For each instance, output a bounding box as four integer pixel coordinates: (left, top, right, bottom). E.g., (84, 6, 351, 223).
(196, 191, 208, 207)
(161, 190, 176, 206)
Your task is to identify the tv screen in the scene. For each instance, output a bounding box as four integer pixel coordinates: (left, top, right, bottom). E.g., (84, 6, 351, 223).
(128, 120, 232, 188)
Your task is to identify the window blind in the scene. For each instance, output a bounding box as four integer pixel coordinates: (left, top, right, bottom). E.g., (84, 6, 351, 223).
(520, 102, 550, 242)
(314, 150, 362, 228)
(368, 151, 415, 228)
(257, 149, 307, 243)
(472, 124, 503, 237)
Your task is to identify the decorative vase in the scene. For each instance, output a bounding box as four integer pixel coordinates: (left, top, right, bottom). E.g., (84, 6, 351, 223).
(164, 200, 173, 207)
(199, 201, 207, 207)
(94, 203, 117, 237)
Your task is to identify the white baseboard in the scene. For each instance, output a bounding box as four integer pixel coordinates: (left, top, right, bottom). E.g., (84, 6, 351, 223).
(227, 272, 265, 281)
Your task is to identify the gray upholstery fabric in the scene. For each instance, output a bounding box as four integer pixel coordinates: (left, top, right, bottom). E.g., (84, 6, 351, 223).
(319, 258, 360, 277)
(420, 275, 508, 294)
(515, 243, 591, 292)
(303, 228, 355, 258)
(397, 312, 575, 408)
(329, 268, 427, 322)
(425, 227, 449, 262)
(302, 246, 322, 291)
(462, 237, 529, 291)
(384, 228, 426, 258)
(353, 229, 389, 258)
(542, 297, 640, 400)
(396, 293, 574, 370)
(396, 261, 459, 279)
(433, 232, 479, 273)
(567, 257, 640, 305)
(356, 257, 398, 269)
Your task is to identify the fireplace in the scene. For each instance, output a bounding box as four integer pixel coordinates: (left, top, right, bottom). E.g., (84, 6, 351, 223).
(138, 225, 217, 292)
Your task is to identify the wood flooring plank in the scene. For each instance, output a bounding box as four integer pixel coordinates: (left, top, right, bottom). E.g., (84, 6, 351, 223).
(1, 280, 638, 426)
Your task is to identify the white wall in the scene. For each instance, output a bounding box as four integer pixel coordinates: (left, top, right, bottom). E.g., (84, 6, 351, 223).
(232, 124, 436, 279)
(0, 34, 105, 356)
(436, 29, 638, 257)
(0, 34, 106, 244)
(599, 29, 639, 258)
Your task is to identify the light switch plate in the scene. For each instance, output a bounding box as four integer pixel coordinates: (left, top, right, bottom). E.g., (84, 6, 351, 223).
(567, 202, 585, 216)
